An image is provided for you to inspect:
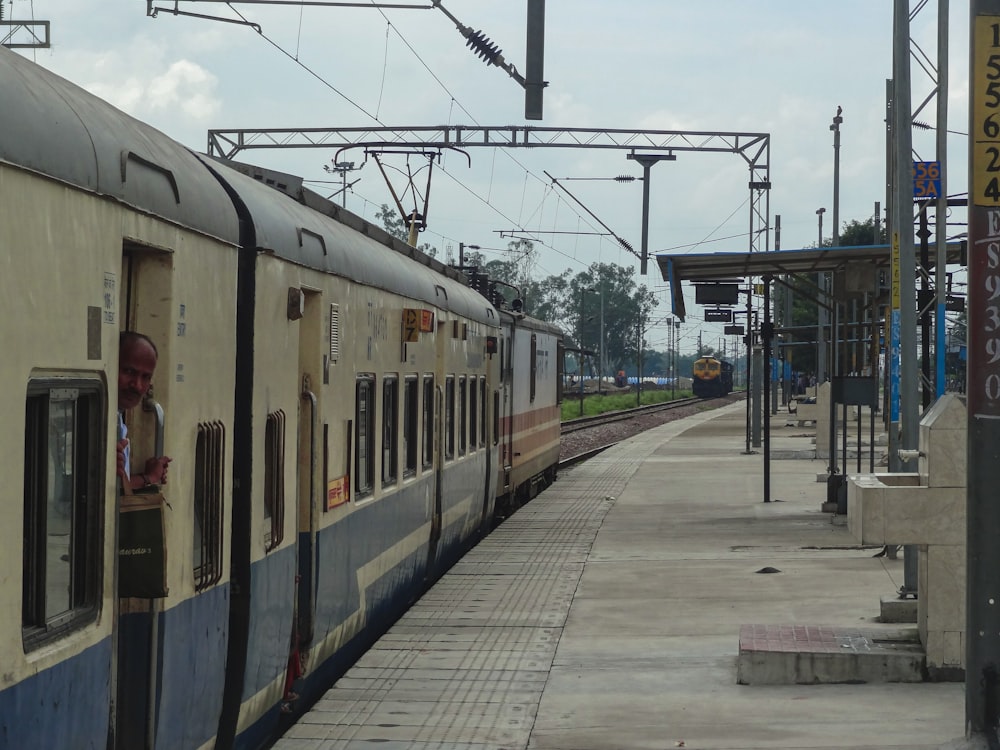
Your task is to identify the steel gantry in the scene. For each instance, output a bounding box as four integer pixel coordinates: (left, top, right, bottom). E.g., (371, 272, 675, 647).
(205, 125, 771, 272)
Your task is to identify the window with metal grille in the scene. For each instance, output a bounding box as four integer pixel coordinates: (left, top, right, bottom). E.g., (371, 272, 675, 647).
(355, 376, 375, 497)
(445, 376, 455, 460)
(264, 410, 285, 552)
(469, 377, 478, 451)
(422, 375, 434, 469)
(382, 375, 398, 487)
(530, 333, 537, 402)
(194, 421, 225, 591)
(403, 376, 418, 476)
(458, 376, 467, 455)
(329, 303, 340, 364)
(479, 378, 487, 446)
(22, 381, 103, 650)
(493, 390, 500, 446)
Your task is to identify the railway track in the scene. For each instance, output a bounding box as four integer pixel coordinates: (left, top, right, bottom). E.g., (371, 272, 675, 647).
(561, 396, 703, 434)
(558, 393, 744, 468)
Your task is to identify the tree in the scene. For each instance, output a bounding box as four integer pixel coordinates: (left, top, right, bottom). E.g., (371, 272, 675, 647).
(572, 263, 658, 376)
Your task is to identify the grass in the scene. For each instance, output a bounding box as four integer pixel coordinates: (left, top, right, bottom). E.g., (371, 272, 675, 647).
(561, 388, 694, 421)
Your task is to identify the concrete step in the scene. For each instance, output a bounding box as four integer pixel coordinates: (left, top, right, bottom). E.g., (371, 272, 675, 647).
(736, 624, 925, 685)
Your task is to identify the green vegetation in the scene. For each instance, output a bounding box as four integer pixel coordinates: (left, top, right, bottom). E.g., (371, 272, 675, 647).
(561, 388, 693, 421)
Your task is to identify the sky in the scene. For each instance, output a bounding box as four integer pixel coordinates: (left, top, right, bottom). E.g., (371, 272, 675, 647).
(6, 0, 969, 356)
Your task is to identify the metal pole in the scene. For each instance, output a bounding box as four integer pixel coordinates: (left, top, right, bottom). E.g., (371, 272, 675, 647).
(763, 276, 772, 502)
(673, 321, 679, 399)
(636, 316, 642, 407)
(816, 208, 827, 385)
(968, 1, 1000, 739)
(578, 288, 585, 417)
(935, 0, 949, 399)
(832, 108, 842, 248)
(599, 287, 605, 393)
(892, 0, 919, 602)
(893, 0, 918, 470)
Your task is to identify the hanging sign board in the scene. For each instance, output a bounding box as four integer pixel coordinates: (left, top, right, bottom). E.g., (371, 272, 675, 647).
(704, 308, 733, 322)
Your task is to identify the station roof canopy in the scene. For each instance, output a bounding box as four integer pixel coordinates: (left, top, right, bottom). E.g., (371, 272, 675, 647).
(655, 241, 966, 322)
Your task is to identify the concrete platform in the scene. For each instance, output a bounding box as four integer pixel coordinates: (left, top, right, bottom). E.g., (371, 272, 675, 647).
(274, 401, 965, 750)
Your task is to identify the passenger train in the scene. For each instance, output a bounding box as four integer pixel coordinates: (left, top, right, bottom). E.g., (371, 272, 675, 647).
(0, 48, 563, 750)
(692, 356, 734, 398)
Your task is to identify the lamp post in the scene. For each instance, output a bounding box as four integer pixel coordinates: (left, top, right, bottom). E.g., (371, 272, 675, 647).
(578, 286, 597, 416)
(674, 320, 681, 398)
(816, 207, 827, 385)
(595, 284, 605, 393)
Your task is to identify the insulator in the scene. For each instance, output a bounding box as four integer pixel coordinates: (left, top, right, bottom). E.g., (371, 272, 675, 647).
(614, 175, 636, 182)
(618, 237, 634, 253)
(466, 29, 502, 65)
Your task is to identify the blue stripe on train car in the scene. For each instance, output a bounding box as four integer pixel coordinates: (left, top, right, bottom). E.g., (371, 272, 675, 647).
(153, 585, 230, 749)
(0, 636, 111, 747)
(312, 481, 433, 641)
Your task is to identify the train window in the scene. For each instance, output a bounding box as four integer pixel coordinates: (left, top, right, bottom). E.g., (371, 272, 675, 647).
(355, 376, 375, 498)
(499, 339, 505, 384)
(556, 341, 565, 404)
(403, 376, 418, 477)
(382, 375, 398, 487)
(445, 376, 455, 460)
(22, 380, 103, 649)
(194, 421, 225, 591)
(469, 377, 478, 451)
(493, 390, 500, 446)
(530, 333, 538, 402)
(264, 410, 285, 552)
(458, 376, 467, 456)
(480, 378, 487, 446)
(421, 375, 434, 469)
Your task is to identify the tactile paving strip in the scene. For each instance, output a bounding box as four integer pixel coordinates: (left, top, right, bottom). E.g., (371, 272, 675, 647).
(273, 439, 658, 750)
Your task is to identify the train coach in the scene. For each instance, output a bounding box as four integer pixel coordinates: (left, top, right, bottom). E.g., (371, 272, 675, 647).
(0, 47, 562, 750)
(692, 355, 734, 398)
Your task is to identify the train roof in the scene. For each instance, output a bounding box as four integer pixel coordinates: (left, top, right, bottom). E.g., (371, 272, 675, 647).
(0, 49, 495, 325)
(204, 158, 496, 325)
(0, 47, 240, 244)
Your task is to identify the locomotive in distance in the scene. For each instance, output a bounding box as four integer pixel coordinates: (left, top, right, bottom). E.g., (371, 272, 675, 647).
(0, 48, 563, 750)
(692, 355, 735, 398)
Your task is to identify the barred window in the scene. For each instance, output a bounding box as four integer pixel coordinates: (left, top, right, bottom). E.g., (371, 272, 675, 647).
(382, 376, 398, 487)
(22, 381, 103, 649)
(355, 376, 375, 497)
(264, 411, 285, 552)
(469, 377, 478, 451)
(458, 376, 467, 456)
(194, 421, 225, 591)
(479, 378, 487, 446)
(403, 376, 418, 476)
(422, 375, 434, 469)
(445, 376, 455, 460)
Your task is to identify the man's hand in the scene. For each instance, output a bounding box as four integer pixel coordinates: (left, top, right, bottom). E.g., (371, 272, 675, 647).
(143, 455, 173, 485)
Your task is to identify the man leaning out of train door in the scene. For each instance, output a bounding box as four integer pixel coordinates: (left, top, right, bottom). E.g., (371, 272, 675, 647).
(116, 331, 172, 490)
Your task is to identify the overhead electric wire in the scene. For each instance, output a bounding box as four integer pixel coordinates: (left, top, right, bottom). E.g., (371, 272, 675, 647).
(214, 0, 628, 270)
(224, 2, 385, 123)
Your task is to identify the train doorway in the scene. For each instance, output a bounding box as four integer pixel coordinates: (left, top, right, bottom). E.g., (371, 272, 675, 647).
(113, 244, 173, 750)
(294, 288, 324, 649)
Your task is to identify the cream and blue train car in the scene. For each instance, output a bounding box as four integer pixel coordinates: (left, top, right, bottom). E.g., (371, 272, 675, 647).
(0, 46, 505, 750)
(206, 161, 501, 747)
(0, 48, 241, 749)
